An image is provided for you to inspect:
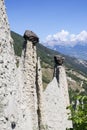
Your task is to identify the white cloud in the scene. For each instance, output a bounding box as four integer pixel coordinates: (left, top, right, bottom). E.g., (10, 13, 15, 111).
(53, 30, 69, 41)
(44, 30, 87, 47)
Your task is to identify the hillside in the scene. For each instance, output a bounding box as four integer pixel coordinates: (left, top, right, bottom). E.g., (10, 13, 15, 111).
(11, 31, 87, 93)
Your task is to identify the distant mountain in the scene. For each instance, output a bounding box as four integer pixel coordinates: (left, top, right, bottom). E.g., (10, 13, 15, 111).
(53, 43, 87, 60)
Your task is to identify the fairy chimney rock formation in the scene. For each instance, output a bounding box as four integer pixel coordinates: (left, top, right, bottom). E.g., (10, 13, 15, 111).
(44, 55, 72, 130)
(54, 55, 65, 78)
(21, 30, 40, 130)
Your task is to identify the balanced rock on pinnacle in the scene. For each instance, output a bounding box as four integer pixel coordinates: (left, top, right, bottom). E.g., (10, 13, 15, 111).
(23, 30, 39, 44)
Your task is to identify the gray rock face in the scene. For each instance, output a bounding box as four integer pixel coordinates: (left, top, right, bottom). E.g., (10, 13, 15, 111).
(36, 57, 46, 130)
(0, 0, 21, 129)
(21, 37, 39, 130)
(44, 66, 72, 130)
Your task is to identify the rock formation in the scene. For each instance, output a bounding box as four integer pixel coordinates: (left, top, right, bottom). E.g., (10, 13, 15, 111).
(0, 0, 20, 129)
(36, 57, 46, 130)
(44, 55, 72, 130)
(22, 30, 39, 130)
(0, 1, 72, 130)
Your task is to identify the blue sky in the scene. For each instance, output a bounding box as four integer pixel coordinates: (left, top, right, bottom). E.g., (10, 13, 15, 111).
(5, 0, 87, 44)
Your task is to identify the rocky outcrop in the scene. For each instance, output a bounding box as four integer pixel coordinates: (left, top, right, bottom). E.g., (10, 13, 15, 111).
(0, 0, 20, 129)
(44, 55, 72, 130)
(21, 30, 39, 130)
(0, 1, 72, 130)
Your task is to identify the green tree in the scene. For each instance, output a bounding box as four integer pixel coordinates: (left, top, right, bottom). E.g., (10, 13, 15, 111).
(68, 95, 87, 130)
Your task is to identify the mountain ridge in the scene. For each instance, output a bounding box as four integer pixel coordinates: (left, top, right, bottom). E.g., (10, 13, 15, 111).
(51, 43, 87, 60)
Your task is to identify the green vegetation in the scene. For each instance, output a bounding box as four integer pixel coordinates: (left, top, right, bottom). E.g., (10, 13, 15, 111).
(11, 31, 24, 56)
(83, 81, 87, 94)
(42, 75, 50, 84)
(67, 93, 87, 130)
(67, 72, 81, 82)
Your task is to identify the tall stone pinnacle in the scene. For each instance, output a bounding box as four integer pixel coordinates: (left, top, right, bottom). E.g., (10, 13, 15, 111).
(21, 30, 39, 130)
(44, 55, 72, 130)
